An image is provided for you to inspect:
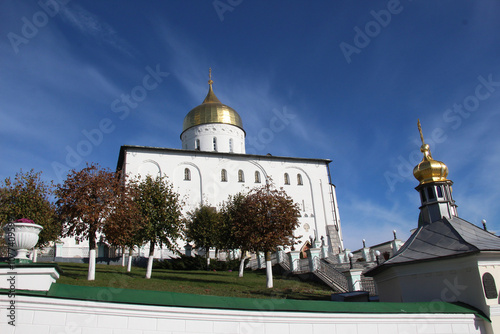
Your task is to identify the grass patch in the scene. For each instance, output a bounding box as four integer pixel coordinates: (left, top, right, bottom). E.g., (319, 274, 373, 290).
(56, 263, 333, 300)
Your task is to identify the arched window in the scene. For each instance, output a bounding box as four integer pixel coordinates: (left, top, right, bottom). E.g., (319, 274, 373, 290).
(284, 173, 290, 185)
(420, 190, 426, 203)
(482, 273, 498, 299)
(427, 187, 435, 200)
(255, 171, 261, 183)
(213, 137, 217, 151)
(436, 185, 443, 198)
(195, 139, 200, 151)
(297, 173, 303, 185)
(221, 169, 227, 182)
(229, 139, 233, 153)
(184, 168, 191, 181)
(238, 170, 245, 182)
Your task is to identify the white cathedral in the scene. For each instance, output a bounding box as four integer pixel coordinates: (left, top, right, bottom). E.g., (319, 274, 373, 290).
(58, 72, 344, 259)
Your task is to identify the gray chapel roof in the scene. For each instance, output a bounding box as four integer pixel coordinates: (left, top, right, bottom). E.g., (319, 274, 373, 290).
(366, 216, 500, 276)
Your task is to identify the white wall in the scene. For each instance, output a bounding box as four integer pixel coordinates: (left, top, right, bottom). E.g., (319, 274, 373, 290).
(0, 295, 486, 334)
(122, 146, 342, 252)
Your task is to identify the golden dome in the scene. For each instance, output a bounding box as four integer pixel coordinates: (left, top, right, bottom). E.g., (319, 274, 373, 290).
(182, 70, 243, 134)
(413, 120, 449, 185)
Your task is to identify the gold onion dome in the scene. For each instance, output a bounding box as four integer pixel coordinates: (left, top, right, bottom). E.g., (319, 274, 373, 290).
(182, 69, 244, 134)
(413, 120, 449, 185)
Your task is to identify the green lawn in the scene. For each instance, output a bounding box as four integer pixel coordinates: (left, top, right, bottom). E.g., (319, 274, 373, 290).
(56, 263, 333, 300)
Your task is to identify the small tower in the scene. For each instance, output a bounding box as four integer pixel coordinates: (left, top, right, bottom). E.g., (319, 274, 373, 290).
(181, 69, 246, 153)
(413, 120, 457, 225)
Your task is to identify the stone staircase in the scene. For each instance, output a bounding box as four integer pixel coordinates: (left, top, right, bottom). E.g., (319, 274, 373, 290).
(246, 250, 378, 296)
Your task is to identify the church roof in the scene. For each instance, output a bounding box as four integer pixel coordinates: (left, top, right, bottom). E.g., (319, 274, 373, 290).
(366, 216, 500, 276)
(116, 145, 332, 173)
(181, 70, 244, 134)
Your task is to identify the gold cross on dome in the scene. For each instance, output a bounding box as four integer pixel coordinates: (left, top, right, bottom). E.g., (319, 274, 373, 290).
(208, 68, 213, 85)
(417, 119, 425, 145)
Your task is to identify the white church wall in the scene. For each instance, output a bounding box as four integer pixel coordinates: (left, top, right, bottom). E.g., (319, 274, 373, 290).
(121, 146, 342, 253)
(0, 294, 486, 334)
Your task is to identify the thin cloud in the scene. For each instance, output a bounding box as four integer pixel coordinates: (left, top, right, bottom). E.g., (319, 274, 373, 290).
(59, 4, 134, 56)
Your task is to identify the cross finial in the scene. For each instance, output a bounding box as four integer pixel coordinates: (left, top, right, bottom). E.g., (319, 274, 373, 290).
(208, 68, 213, 85)
(417, 119, 425, 145)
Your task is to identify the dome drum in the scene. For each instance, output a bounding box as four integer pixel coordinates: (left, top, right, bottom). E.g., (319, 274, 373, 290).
(181, 73, 246, 154)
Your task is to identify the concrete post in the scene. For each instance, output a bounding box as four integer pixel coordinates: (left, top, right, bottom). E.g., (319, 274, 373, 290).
(257, 253, 266, 269)
(288, 251, 301, 272)
(337, 251, 345, 263)
(307, 248, 321, 271)
(361, 247, 371, 262)
(344, 268, 364, 291)
(320, 245, 329, 259)
(55, 243, 63, 259)
(184, 244, 192, 257)
(391, 239, 404, 256)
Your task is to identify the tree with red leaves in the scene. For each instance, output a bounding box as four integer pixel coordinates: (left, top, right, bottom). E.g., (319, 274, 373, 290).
(229, 182, 300, 288)
(56, 163, 138, 280)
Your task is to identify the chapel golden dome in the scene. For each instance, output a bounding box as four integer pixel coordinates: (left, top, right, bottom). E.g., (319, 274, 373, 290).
(413, 120, 449, 185)
(181, 69, 244, 134)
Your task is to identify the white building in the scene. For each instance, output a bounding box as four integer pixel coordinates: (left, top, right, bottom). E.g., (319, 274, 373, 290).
(117, 73, 344, 257)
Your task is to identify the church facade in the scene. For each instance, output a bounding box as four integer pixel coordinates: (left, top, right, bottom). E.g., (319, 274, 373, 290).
(116, 73, 344, 256)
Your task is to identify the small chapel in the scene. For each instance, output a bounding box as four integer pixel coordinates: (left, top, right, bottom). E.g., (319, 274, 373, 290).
(366, 121, 500, 333)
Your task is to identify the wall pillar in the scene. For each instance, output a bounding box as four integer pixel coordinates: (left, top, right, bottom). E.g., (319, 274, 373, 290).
(307, 248, 321, 271)
(184, 244, 192, 257)
(361, 247, 371, 262)
(320, 245, 329, 259)
(344, 268, 364, 292)
(257, 253, 266, 269)
(288, 251, 301, 272)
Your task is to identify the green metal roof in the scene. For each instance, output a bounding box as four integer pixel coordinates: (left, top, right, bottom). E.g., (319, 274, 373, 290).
(0, 283, 488, 320)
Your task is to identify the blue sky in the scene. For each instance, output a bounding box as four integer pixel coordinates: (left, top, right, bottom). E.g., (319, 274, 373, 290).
(1, 0, 499, 250)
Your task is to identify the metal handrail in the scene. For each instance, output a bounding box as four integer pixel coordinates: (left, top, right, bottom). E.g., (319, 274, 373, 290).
(280, 251, 291, 271)
(315, 257, 349, 292)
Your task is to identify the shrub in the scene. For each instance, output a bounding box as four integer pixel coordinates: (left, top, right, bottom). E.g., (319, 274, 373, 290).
(154, 255, 241, 271)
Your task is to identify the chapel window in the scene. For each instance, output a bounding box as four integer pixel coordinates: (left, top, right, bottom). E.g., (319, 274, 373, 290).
(482, 273, 498, 299)
(184, 168, 191, 181)
(213, 137, 217, 151)
(284, 173, 290, 185)
(427, 187, 435, 200)
(420, 190, 426, 203)
(436, 185, 443, 198)
(255, 171, 261, 183)
(195, 139, 200, 151)
(297, 174, 303, 185)
(221, 169, 227, 182)
(238, 170, 245, 182)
